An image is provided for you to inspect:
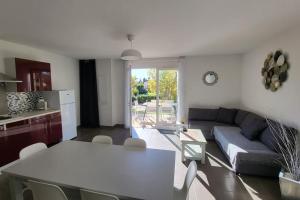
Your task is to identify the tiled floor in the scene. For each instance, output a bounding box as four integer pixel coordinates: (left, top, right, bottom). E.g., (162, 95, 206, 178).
(19, 126, 281, 200)
(76, 126, 281, 200)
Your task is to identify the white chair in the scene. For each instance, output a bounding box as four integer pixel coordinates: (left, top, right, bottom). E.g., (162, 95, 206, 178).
(92, 135, 113, 145)
(0, 160, 19, 200)
(173, 161, 197, 200)
(80, 188, 119, 200)
(26, 180, 69, 200)
(19, 143, 47, 160)
(124, 138, 146, 149)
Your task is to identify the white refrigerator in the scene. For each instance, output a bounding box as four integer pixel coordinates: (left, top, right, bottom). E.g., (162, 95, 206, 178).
(41, 90, 77, 141)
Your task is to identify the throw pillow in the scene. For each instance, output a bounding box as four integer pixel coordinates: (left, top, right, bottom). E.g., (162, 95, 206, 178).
(260, 120, 297, 152)
(240, 113, 267, 140)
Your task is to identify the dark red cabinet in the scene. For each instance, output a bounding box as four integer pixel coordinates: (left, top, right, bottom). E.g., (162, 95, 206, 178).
(15, 58, 52, 92)
(29, 116, 49, 144)
(0, 112, 62, 167)
(47, 113, 63, 144)
(0, 121, 32, 167)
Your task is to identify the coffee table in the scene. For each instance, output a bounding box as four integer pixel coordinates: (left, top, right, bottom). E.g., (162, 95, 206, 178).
(180, 129, 207, 164)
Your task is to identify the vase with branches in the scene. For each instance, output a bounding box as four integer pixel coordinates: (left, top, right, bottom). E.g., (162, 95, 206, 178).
(267, 119, 300, 199)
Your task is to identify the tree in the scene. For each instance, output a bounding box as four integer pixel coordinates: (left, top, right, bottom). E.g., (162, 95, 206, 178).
(147, 69, 156, 94)
(159, 70, 177, 101)
(131, 75, 139, 96)
(136, 83, 148, 94)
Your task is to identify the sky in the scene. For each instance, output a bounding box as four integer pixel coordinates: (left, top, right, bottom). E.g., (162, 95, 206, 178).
(132, 69, 150, 81)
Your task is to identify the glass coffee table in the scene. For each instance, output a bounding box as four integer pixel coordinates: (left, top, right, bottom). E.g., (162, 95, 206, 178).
(180, 129, 207, 164)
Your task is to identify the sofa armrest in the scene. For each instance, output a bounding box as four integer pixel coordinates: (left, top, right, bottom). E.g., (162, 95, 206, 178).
(235, 150, 282, 177)
(236, 150, 282, 165)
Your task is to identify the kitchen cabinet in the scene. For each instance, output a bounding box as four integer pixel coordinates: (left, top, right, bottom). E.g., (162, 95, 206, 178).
(0, 120, 32, 167)
(47, 113, 63, 144)
(15, 58, 52, 92)
(29, 116, 49, 144)
(0, 112, 62, 167)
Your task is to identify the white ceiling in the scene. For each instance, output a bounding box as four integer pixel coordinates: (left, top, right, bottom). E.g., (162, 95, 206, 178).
(0, 0, 300, 59)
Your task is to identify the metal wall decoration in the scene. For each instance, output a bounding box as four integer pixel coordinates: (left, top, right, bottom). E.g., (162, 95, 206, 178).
(262, 50, 289, 92)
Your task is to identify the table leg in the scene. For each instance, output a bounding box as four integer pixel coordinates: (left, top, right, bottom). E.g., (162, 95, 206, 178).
(176, 125, 179, 136)
(201, 144, 206, 164)
(181, 142, 185, 162)
(9, 176, 24, 200)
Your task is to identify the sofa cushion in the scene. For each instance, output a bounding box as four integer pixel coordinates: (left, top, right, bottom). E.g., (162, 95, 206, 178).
(216, 107, 237, 124)
(213, 126, 281, 176)
(240, 113, 267, 140)
(189, 120, 231, 139)
(188, 108, 219, 121)
(234, 110, 249, 127)
(260, 120, 298, 152)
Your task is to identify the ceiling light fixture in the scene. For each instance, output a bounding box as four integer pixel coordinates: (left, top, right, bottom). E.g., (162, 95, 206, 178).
(121, 34, 142, 61)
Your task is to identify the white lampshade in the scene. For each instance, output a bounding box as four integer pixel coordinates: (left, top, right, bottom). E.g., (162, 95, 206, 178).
(121, 49, 142, 61)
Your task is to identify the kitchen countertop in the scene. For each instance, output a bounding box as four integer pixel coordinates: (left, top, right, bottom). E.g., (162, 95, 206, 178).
(0, 109, 61, 126)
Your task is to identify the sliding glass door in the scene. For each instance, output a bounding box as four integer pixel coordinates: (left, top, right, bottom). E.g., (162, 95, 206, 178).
(130, 68, 178, 129)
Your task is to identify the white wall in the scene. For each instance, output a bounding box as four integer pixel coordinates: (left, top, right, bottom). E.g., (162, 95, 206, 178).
(0, 40, 80, 125)
(96, 59, 112, 126)
(111, 59, 125, 125)
(183, 55, 242, 121)
(241, 27, 300, 130)
(96, 59, 124, 126)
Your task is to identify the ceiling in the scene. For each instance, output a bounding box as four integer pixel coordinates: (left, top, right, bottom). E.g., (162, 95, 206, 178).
(0, 0, 300, 59)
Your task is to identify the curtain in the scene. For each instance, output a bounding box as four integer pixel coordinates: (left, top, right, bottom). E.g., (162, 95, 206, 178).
(79, 59, 100, 128)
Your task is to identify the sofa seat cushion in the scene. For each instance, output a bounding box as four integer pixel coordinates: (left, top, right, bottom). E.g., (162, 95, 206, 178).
(216, 107, 237, 124)
(240, 113, 267, 140)
(189, 120, 231, 140)
(213, 126, 280, 172)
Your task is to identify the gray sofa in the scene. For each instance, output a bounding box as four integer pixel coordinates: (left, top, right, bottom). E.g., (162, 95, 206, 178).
(188, 107, 293, 177)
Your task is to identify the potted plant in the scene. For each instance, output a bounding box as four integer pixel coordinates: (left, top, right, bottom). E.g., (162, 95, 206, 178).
(267, 120, 300, 200)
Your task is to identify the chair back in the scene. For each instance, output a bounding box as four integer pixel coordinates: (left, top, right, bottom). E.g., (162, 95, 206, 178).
(183, 161, 197, 192)
(80, 189, 119, 200)
(92, 135, 113, 145)
(124, 138, 146, 149)
(19, 143, 47, 160)
(27, 180, 68, 200)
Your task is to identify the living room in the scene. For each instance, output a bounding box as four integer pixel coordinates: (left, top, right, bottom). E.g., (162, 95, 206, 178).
(0, 1, 299, 200)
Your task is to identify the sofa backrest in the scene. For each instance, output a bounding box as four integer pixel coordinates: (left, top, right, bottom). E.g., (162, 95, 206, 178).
(234, 109, 249, 127)
(188, 108, 219, 121)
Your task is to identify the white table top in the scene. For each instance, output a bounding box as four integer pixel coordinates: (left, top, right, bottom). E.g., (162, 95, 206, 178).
(3, 141, 176, 200)
(180, 129, 207, 143)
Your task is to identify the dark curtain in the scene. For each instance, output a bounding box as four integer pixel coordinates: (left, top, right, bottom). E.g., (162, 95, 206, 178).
(79, 59, 100, 128)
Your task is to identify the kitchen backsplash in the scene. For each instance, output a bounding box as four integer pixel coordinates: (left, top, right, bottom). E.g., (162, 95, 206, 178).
(7, 92, 41, 114)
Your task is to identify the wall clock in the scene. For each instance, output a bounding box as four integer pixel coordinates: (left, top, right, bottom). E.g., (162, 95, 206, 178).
(262, 50, 289, 92)
(203, 71, 218, 86)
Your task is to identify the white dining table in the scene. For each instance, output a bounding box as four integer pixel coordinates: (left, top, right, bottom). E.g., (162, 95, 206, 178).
(3, 140, 176, 200)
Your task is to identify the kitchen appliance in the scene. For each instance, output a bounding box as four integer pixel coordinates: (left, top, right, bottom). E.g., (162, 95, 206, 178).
(36, 97, 48, 110)
(0, 115, 12, 120)
(40, 90, 77, 141)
